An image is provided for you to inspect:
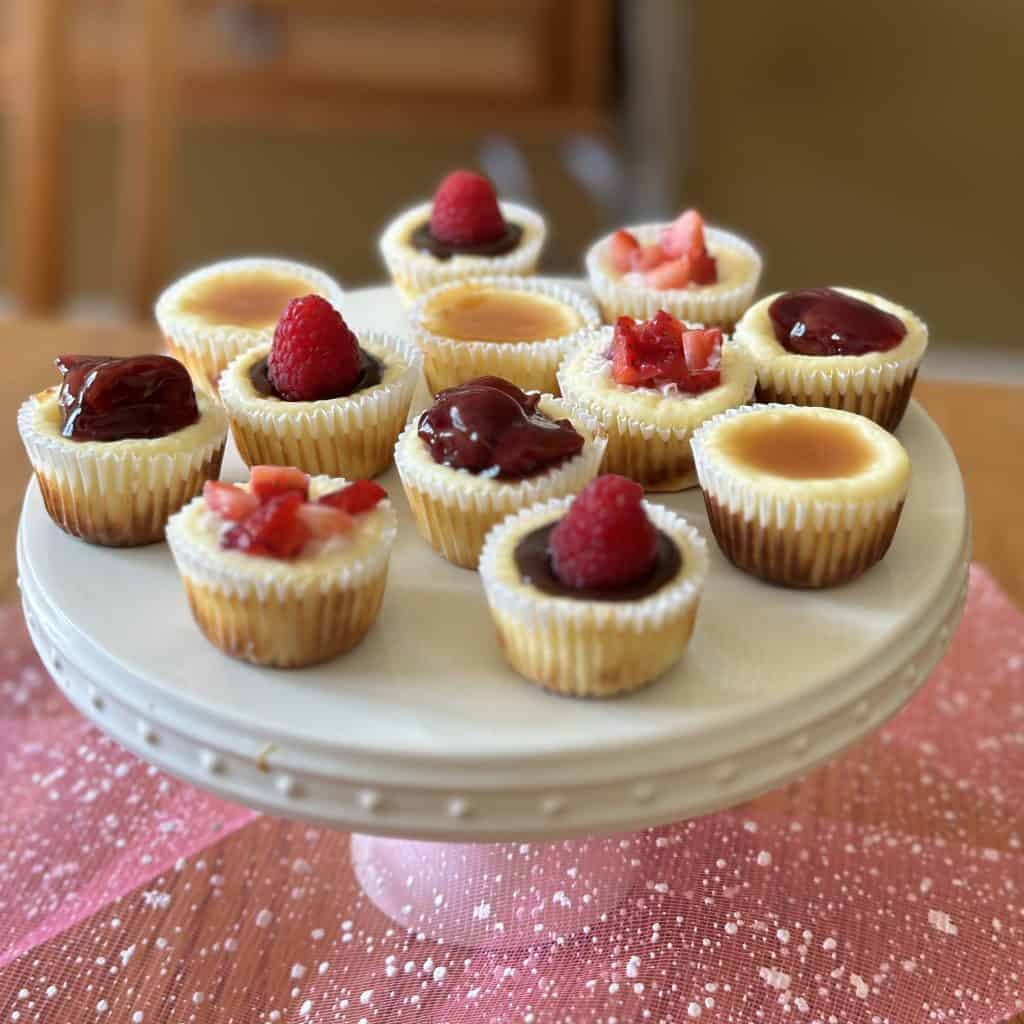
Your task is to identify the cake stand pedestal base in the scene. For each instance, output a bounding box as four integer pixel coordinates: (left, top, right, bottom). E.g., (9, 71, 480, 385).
(351, 833, 641, 949)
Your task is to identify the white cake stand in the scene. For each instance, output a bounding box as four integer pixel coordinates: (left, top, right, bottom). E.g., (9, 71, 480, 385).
(17, 286, 970, 851)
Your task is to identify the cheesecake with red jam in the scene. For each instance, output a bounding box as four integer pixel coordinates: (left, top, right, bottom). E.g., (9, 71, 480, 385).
(18, 354, 227, 546)
(586, 209, 762, 329)
(557, 309, 756, 491)
(480, 474, 708, 697)
(379, 170, 547, 305)
(166, 467, 396, 667)
(394, 376, 606, 568)
(735, 287, 928, 431)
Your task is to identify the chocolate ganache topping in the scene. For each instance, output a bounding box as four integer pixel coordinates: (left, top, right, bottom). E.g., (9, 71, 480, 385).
(417, 376, 584, 480)
(768, 288, 906, 357)
(514, 523, 682, 601)
(410, 221, 523, 261)
(248, 350, 383, 400)
(56, 354, 199, 442)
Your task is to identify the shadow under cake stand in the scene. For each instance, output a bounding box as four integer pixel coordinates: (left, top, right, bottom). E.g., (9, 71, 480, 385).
(17, 285, 970, 946)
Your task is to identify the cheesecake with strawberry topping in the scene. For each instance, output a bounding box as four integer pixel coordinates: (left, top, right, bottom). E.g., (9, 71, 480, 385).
(18, 354, 227, 546)
(586, 209, 762, 329)
(379, 170, 547, 305)
(219, 294, 421, 479)
(557, 310, 756, 491)
(166, 466, 396, 667)
(480, 474, 708, 697)
(155, 257, 345, 391)
(735, 287, 928, 431)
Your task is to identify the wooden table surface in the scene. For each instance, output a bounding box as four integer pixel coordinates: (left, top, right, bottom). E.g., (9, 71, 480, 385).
(4, 316, 1023, 1020)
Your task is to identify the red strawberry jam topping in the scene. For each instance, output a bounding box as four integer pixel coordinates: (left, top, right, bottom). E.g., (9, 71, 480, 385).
(417, 376, 584, 480)
(611, 311, 723, 393)
(411, 169, 522, 260)
(768, 288, 907, 357)
(514, 474, 682, 600)
(207, 468, 387, 559)
(607, 209, 718, 287)
(56, 354, 199, 442)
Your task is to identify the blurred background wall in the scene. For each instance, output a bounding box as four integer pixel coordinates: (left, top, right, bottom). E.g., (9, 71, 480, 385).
(0, 0, 1020, 353)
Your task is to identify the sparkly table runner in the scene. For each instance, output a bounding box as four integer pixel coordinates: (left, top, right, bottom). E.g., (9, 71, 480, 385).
(2, 566, 1022, 1023)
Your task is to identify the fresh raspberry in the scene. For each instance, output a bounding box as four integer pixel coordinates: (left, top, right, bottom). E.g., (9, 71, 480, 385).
(318, 479, 388, 516)
(549, 475, 658, 590)
(268, 295, 361, 401)
(222, 492, 310, 559)
(249, 465, 309, 503)
(203, 480, 259, 522)
(608, 229, 640, 272)
(429, 170, 506, 246)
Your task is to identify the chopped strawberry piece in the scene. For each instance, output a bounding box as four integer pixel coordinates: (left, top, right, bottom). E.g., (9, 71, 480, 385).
(611, 311, 721, 392)
(222, 492, 310, 559)
(249, 465, 309, 503)
(203, 480, 259, 522)
(608, 229, 641, 273)
(646, 257, 693, 290)
(318, 479, 387, 516)
(629, 242, 667, 274)
(682, 327, 723, 371)
(610, 312, 685, 388)
(658, 209, 718, 284)
(297, 503, 354, 539)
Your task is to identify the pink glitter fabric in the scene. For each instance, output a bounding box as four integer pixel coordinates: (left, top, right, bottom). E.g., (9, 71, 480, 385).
(1, 565, 1022, 1023)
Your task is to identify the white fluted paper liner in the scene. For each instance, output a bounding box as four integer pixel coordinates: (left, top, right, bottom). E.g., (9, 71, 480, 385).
(479, 498, 709, 697)
(218, 330, 422, 479)
(557, 326, 756, 492)
(690, 404, 910, 588)
(155, 257, 346, 391)
(166, 477, 397, 667)
(734, 288, 928, 432)
(394, 395, 607, 569)
(18, 388, 227, 547)
(585, 224, 763, 328)
(379, 200, 547, 306)
(410, 275, 602, 395)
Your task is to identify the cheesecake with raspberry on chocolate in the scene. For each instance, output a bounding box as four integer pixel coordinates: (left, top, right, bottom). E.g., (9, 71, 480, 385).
(480, 474, 708, 698)
(586, 209, 762, 329)
(379, 170, 547, 305)
(167, 466, 396, 667)
(219, 294, 420, 480)
(558, 309, 756, 491)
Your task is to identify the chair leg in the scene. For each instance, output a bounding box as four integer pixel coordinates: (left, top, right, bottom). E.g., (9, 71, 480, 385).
(116, 0, 180, 321)
(7, 0, 67, 314)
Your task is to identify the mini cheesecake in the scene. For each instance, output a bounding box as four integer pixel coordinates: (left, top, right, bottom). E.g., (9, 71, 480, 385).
(479, 480, 709, 698)
(394, 377, 606, 569)
(586, 210, 762, 329)
(18, 354, 227, 546)
(379, 170, 547, 305)
(167, 469, 396, 668)
(155, 257, 345, 390)
(557, 313, 756, 491)
(410, 276, 600, 395)
(219, 328, 421, 480)
(735, 287, 928, 431)
(691, 404, 911, 588)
